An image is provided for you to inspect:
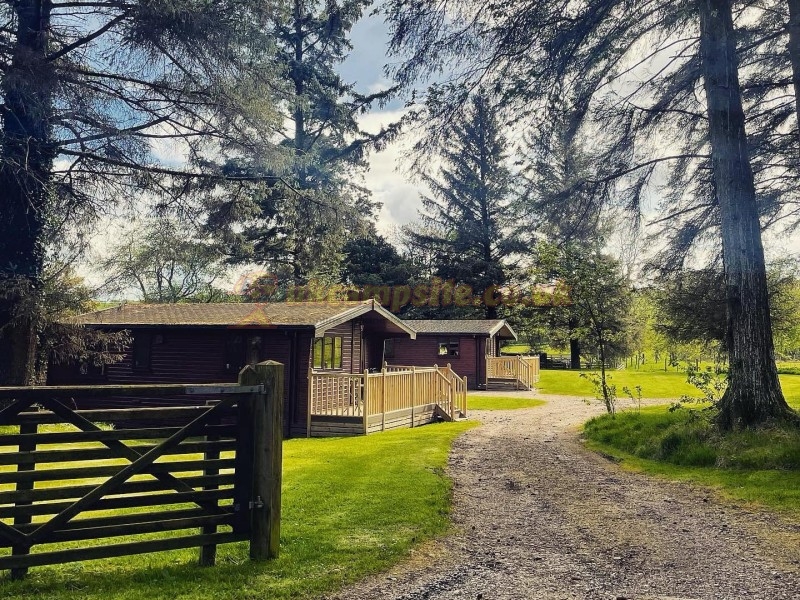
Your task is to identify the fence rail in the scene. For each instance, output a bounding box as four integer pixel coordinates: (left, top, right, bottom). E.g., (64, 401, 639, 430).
(307, 365, 467, 436)
(0, 362, 284, 579)
(486, 355, 541, 390)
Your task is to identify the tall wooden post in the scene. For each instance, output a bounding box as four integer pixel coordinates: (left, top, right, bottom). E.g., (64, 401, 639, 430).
(362, 369, 370, 435)
(238, 361, 283, 560)
(306, 367, 313, 438)
(381, 367, 387, 432)
(410, 366, 416, 427)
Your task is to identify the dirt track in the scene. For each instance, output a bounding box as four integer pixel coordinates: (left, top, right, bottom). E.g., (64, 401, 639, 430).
(328, 395, 800, 600)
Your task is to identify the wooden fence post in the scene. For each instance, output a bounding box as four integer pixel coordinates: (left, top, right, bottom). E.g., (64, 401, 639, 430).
(307, 367, 313, 438)
(200, 404, 220, 567)
(381, 367, 387, 432)
(362, 369, 370, 435)
(410, 366, 416, 427)
(239, 361, 284, 560)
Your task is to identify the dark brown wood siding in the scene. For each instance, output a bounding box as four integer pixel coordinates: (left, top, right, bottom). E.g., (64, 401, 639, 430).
(390, 334, 486, 389)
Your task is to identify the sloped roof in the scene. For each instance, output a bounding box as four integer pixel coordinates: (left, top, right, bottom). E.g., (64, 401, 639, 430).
(404, 319, 517, 340)
(69, 300, 416, 338)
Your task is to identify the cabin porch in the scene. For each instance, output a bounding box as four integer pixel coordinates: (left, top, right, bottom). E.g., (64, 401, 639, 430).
(307, 365, 467, 437)
(485, 356, 541, 391)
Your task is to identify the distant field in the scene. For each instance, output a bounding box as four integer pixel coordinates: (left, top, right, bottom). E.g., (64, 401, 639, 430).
(539, 368, 800, 406)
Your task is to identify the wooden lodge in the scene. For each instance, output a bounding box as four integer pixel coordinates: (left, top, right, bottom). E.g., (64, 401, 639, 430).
(48, 300, 467, 437)
(390, 319, 540, 390)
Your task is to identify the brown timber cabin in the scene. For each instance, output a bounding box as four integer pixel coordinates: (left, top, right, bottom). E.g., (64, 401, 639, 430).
(388, 320, 519, 389)
(48, 300, 417, 436)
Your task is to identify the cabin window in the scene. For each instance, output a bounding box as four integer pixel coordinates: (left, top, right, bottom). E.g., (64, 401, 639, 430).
(132, 332, 153, 370)
(313, 336, 343, 369)
(383, 338, 395, 360)
(225, 335, 246, 373)
(437, 338, 460, 357)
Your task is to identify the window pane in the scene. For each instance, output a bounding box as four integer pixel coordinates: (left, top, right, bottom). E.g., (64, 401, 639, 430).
(334, 337, 343, 369)
(324, 337, 334, 369)
(438, 342, 448, 356)
(313, 338, 324, 369)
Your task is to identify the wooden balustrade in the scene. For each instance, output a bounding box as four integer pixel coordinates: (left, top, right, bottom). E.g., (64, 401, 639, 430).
(307, 364, 467, 437)
(486, 355, 541, 390)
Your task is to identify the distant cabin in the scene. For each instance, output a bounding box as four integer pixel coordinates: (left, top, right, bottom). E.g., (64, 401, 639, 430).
(49, 300, 416, 436)
(389, 319, 518, 389)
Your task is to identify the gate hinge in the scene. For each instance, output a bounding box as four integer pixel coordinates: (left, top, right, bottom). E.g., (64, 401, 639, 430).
(249, 496, 265, 510)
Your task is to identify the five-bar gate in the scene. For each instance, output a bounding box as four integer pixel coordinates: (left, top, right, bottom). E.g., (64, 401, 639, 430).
(0, 361, 283, 579)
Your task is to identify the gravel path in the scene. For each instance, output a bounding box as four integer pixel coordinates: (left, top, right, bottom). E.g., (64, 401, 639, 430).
(329, 395, 800, 600)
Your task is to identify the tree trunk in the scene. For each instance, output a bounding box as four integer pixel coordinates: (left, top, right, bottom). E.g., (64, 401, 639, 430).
(0, 1, 56, 385)
(570, 337, 581, 370)
(787, 0, 800, 154)
(697, 0, 795, 427)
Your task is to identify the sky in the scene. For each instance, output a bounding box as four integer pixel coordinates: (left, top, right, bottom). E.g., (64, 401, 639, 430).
(339, 14, 426, 237)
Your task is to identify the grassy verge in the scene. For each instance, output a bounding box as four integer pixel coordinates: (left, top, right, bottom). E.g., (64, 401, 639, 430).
(583, 406, 800, 515)
(468, 395, 546, 410)
(538, 368, 800, 403)
(0, 421, 475, 599)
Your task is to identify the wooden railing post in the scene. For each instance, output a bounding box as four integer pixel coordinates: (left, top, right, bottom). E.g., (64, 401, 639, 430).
(306, 367, 313, 438)
(362, 370, 370, 434)
(239, 361, 284, 560)
(410, 366, 416, 427)
(381, 367, 387, 432)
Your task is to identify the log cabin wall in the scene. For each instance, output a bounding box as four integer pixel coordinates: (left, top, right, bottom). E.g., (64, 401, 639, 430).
(390, 334, 485, 389)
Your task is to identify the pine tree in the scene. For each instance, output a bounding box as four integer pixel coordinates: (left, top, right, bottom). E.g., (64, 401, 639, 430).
(215, 0, 399, 284)
(410, 91, 522, 319)
(0, 1, 284, 384)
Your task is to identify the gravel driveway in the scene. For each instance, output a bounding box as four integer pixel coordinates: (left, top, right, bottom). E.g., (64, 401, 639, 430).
(328, 395, 800, 600)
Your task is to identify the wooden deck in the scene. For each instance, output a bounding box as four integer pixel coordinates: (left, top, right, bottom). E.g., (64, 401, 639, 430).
(486, 356, 540, 390)
(307, 365, 467, 437)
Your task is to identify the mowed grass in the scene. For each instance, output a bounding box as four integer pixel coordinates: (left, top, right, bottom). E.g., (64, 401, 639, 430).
(583, 406, 800, 515)
(0, 421, 475, 599)
(468, 395, 546, 410)
(539, 368, 800, 403)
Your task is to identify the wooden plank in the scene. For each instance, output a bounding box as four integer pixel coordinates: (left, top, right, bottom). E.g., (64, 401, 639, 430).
(0, 439, 237, 466)
(0, 458, 237, 485)
(44, 513, 236, 544)
(0, 384, 260, 400)
(14, 508, 229, 534)
(0, 424, 237, 447)
(11, 405, 238, 426)
(0, 473, 236, 505)
(0, 532, 248, 571)
(0, 488, 235, 520)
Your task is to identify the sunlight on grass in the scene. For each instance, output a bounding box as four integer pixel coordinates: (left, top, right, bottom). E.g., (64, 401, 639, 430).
(468, 395, 546, 410)
(539, 369, 800, 405)
(0, 421, 476, 599)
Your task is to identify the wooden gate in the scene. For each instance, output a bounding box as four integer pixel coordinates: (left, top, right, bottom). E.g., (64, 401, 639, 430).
(0, 361, 283, 579)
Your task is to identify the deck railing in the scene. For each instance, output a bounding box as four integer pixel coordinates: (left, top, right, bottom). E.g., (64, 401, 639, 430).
(307, 365, 467, 436)
(486, 355, 541, 390)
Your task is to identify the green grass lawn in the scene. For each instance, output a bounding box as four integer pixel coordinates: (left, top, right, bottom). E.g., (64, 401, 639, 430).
(538, 368, 800, 404)
(468, 395, 546, 410)
(0, 421, 475, 598)
(583, 406, 800, 515)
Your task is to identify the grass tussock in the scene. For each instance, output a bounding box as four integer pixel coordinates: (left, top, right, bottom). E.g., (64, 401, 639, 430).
(584, 406, 800, 514)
